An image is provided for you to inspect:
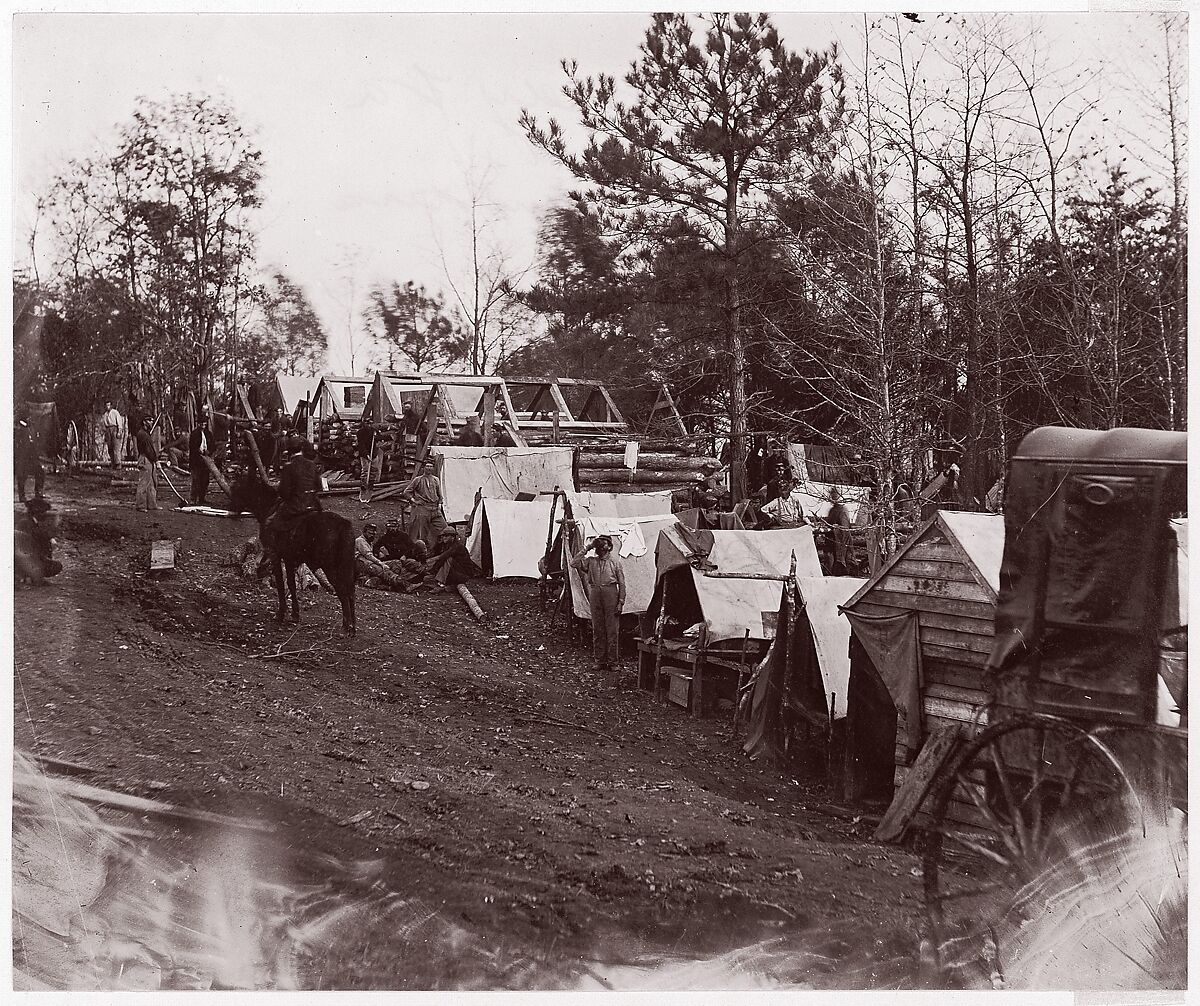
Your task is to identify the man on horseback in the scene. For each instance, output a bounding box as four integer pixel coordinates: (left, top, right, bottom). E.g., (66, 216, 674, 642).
(263, 441, 324, 553)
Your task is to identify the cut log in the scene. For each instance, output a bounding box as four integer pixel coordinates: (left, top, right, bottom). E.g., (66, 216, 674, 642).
(578, 468, 700, 486)
(201, 455, 232, 497)
(579, 453, 716, 471)
(873, 723, 962, 843)
(242, 429, 270, 483)
(149, 539, 176, 575)
(456, 583, 486, 621)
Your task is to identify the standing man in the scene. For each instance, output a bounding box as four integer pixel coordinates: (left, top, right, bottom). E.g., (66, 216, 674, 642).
(15, 415, 44, 502)
(134, 416, 159, 511)
(827, 487, 854, 575)
(454, 416, 484, 447)
(357, 419, 380, 484)
(402, 457, 447, 546)
(188, 409, 214, 505)
(100, 400, 123, 468)
(569, 533, 626, 673)
(760, 478, 806, 528)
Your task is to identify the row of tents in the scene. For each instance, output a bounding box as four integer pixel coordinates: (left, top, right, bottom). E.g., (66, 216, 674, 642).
(455, 469, 1188, 832)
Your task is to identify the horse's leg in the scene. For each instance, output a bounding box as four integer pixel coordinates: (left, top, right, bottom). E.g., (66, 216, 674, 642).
(342, 568, 356, 636)
(286, 561, 301, 623)
(273, 555, 287, 623)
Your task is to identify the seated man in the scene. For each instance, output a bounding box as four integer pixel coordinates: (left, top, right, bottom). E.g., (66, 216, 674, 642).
(355, 523, 411, 592)
(373, 518, 418, 561)
(420, 527, 482, 591)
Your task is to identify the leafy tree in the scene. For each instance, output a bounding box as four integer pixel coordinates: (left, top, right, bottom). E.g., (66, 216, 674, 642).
(261, 271, 327, 376)
(364, 281, 469, 373)
(522, 12, 842, 497)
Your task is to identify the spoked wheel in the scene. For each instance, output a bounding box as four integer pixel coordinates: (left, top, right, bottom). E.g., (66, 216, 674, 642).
(922, 713, 1137, 986)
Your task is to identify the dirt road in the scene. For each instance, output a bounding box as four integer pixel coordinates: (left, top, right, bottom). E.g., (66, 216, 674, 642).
(13, 470, 926, 989)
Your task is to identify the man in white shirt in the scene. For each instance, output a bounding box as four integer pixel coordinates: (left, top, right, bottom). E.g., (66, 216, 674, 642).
(100, 401, 123, 468)
(760, 479, 807, 529)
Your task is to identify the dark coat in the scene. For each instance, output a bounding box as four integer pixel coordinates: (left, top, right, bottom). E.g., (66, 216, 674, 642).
(278, 456, 324, 517)
(427, 539, 481, 586)
(135, 428, 158, 462)
(374, 529, 417, 561)
(188, 425, 213, 467)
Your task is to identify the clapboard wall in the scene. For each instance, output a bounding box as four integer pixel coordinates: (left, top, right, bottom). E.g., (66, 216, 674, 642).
(844, 513, 1001, 817)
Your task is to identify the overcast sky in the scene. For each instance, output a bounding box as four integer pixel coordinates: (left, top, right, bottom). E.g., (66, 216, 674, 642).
(12, 10, 1177, 372)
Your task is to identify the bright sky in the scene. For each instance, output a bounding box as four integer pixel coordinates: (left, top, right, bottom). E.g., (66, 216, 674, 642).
(12, 9, 1176, 372)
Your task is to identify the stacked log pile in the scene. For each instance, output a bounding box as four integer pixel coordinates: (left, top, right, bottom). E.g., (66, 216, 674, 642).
(575, 441, 719, 496)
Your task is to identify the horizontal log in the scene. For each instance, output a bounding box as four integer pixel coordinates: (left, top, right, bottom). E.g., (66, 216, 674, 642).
(861, 587, 994, 621)
(579, 468, 701, 486)
(578, 453, 716, 471)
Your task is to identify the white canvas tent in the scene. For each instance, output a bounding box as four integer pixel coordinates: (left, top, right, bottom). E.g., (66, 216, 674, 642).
(431, 445, 576, 523)
(650, 526, 823, 644)
(565, 490, 675, 520)
(267, 375, 320, 417)
(796, 576, 866, 720)
(466, 496, 556, 579)
(789, 480, 872, 524)
(565, 511, 678, 618)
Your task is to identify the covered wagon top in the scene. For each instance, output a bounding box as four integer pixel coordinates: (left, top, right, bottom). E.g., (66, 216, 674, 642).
(1014, 426, 1186, 465)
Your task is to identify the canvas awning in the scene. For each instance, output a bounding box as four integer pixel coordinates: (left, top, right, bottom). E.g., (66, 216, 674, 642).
(432, 445, 575, 523)
(565, 512, 678, 618)
(652, 526, 823, 644)
(466, 497, 555, 579)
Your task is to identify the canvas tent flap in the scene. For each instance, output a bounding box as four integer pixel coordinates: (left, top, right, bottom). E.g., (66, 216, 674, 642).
(797, 576, 866, 720)
(566, 490, 674, 519)
(433, 446, 575, 523)
(791, 481, 871, 523)
(939, 511, 1004, 594)
(275, 375, 320, 415)
(568, 513, 677, 618)
(843, 608, 923, 754)
(654, 526, 823, 643)
(467, 497, 554, 579)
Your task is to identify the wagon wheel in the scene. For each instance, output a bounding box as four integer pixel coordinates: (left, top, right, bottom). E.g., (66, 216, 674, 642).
(922, 713, 1136, 984)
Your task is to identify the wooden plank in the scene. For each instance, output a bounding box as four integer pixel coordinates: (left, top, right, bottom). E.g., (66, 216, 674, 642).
(923, 697, 990, 727)
(874, 724, 962, 842)
(866, 588, 994, 621)
(872, 575, 993, 603)
(889, 557, 979, 582)
(149, 539, 175, 573)
(904, 540, 959, 562)
(919, 626, 993, 655)
(851, 600, 994, 636)
(924, 681, 988, 707)
(923, 641, 989, 666)
(924, 660, 987, 692)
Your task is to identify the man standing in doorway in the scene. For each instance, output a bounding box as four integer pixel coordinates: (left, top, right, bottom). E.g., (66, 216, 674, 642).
(569, 533, 626, 673)
(100, 400, 123, 468)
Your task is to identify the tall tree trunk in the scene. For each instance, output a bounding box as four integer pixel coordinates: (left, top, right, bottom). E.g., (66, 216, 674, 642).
(724, 181, 747, 501)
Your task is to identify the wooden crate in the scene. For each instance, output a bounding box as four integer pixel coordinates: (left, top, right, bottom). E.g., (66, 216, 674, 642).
(667, 673, 692, 709)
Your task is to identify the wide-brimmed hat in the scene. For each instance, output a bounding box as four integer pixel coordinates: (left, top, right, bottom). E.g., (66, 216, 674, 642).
(593, 535, 613, 550)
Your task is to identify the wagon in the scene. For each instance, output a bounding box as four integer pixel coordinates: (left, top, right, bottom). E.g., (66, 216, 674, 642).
(919, 427, 1187, 981)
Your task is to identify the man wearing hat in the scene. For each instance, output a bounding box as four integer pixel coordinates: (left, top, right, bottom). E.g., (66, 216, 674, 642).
(422, 526, 482, 591)
(187, 409, 214, 505)
(402, 457, 447, 547)
(134, 416, 159, 511)
(569, 532, 626, 672)
(374, 518, 418, 561)
(759, 477, 806, 529)
(354, 522, 406, 590)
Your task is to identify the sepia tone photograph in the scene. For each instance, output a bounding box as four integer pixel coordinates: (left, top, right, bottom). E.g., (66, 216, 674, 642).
(10, 6, 1187, 993)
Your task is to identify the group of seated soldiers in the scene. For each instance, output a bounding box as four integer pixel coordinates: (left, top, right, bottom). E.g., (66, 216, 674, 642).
(352, 519, 481, 594)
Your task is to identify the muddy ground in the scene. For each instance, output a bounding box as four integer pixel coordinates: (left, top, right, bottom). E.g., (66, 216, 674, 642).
(13, 468, 928, 990)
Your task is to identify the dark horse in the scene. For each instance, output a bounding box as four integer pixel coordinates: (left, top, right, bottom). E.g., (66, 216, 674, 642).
(231, 476, 357, 635)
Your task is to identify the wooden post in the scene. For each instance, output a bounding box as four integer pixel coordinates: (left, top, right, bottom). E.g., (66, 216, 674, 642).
(551, 409, 560, 445)
(732, 628, 752, 735)
(691, 624, 708, 718)
(242, 429, 270, 484)
(653, 577, 669, 701)
(482, 389, 495, 447)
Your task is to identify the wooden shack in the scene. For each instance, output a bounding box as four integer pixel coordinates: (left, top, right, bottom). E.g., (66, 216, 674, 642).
(840, 511, 1004, 805)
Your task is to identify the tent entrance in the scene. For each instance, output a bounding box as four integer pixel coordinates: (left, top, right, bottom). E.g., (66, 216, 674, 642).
(842, 634, 897, 805)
